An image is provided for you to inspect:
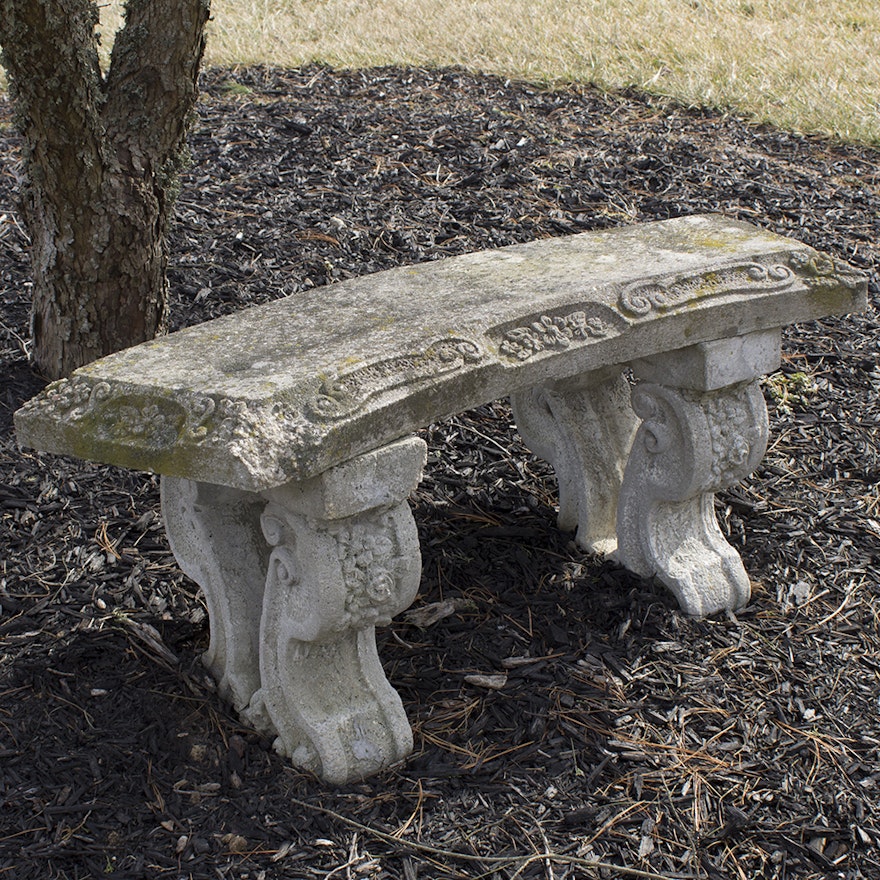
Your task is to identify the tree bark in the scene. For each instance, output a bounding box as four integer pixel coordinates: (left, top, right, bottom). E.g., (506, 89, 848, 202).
(0, 0, 210, 379)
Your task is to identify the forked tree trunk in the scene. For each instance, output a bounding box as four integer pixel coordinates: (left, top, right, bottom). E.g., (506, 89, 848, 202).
(0, 0, 210, 379)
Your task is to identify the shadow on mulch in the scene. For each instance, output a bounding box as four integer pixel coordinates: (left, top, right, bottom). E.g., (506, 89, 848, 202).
(2, 65, 880, 879)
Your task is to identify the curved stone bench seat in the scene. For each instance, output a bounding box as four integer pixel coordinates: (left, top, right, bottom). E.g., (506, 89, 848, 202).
(15, 214, 866, 783)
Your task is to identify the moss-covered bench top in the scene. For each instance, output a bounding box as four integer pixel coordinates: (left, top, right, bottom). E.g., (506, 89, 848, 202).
(15, 214, 866, 491)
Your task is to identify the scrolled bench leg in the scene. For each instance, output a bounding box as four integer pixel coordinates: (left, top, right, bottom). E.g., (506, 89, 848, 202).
(253, 437, 426, 783)
(161, 477, 268, 713)
(617, 331, 779, 616)
(511, 368, 640, 554)
(162, 438, 426, 783)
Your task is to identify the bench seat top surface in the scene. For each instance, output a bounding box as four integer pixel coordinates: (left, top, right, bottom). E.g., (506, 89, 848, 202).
(15, 214, 866, 490)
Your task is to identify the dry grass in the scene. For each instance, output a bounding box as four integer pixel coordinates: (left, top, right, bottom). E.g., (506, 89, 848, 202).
(91, 0, 880, 144)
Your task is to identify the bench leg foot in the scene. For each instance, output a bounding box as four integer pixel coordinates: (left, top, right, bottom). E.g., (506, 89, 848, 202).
(512, 369, 640, 554)
(616, 379, 768, 616)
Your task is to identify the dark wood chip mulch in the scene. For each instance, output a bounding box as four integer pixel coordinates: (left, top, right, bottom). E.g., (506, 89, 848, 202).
(1, 65, 879, 880)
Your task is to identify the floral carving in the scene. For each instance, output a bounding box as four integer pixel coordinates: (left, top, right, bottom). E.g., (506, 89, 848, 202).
(617, 378, 768, 616)
(256, 445, 422, 782)
(497, 310, 614, 361)
(17, 375, 317, 454)
(330, 512, 406, 629)
(19, 376, 110, 422)
(630, 381, 767, 496)
(702, 384, 765, 487)
(260, 502, 415, 639)
(789, 251, 865, 291)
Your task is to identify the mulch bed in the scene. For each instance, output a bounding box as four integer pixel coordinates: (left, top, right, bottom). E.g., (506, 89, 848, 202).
(2, 65, 879, 880)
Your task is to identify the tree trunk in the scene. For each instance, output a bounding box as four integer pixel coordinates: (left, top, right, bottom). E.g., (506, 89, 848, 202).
(0, 0, 210, 379)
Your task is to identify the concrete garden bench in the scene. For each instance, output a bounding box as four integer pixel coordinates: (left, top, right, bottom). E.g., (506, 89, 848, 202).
(15, 214, 866, 783)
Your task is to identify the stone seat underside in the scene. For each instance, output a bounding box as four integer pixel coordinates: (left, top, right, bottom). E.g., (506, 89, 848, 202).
(15, 214, 866, 783)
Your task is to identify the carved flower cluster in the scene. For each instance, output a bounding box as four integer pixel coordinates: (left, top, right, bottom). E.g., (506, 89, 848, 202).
(23, 377, 110, 421)
(334, 514, 402, 629)
(789, 251, 864, 290)
(499, 312, 610, 361)
(632, 382, 765, 496)
(702, 384, 762, 488)
(22, 375, 322, 480)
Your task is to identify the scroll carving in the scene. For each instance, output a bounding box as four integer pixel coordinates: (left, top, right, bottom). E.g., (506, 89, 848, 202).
(251, 438, 425, 783)
(18, 376, 322, 481)
(618, 262, 797, 317)
(259, 506, 413, 640)
(159, 438, 426, 784)
(616, 380, 768, 616)
(308, 337, 482, 420)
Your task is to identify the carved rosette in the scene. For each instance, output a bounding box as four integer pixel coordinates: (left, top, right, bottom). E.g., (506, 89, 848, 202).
(498, 310, 615, 361)
(330, 515, 409, 629)
(616, 379, 768, 616)
(789, 251, 865, 291)
(16, 375, 325, 488)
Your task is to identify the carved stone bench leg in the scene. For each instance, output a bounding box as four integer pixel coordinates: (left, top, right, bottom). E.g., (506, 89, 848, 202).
(511, 368, 640, 554)
(255, 437, 426, 783)
(616, 330, 780, 616)
(161, 478, 268, 713)
(162, 437, 426, 784)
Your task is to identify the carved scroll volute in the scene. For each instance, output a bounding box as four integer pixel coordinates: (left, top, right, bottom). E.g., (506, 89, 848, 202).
(616, 380, 768, 617)
(628, 381, 768, 498)
(259, 503, 420, 643)
(260, 507, 346, 644)
(253, 437, 425, 784)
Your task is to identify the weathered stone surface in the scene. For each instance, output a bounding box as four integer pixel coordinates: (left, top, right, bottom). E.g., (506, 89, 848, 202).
(162, 438, 426, 784)
(161, 478, 268, 712)
(630, 328, 782, 391)
(616, 332, 774, 615)
(511, 368, 640, 555)
(12, 216, 868, 782)
(15, 214, 866, 491)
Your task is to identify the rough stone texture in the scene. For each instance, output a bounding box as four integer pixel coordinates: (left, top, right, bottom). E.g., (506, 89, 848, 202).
(162, 437, 426, 784)
(616, 332, 774, 615)
(161, 478, 267, 711)
(511, 368, 640, 555)
(14, 214, 866, 492)
(630, 328, 783, 391)
(511, 331, 778, 615)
